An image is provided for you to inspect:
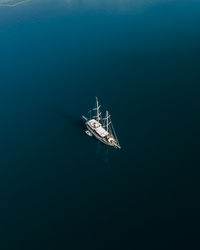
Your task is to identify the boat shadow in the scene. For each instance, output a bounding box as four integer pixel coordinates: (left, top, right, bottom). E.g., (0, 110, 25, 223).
(51, 106, 85, 131)
(50, 106, 116, 164)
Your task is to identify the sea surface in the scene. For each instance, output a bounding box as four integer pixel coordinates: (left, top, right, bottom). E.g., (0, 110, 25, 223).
(0, 1, 200, 249)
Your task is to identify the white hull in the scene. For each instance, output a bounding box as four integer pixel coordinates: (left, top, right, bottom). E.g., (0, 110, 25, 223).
(86, 122, 120, 149)
(86, 124, 112, 147)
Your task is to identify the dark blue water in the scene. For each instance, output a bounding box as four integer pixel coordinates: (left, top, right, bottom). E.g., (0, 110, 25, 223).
(0, 1, 200, 249)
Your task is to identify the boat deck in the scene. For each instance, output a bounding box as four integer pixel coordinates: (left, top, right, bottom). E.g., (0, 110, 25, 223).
(87, 119, 118, 147)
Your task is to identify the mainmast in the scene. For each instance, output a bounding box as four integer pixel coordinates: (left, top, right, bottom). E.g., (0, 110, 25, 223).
(93, 97, 101, 122)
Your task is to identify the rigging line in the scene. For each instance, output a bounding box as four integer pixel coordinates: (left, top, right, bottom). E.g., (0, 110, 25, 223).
(102, 116, 111, 120)
(93, 106, 101, 110)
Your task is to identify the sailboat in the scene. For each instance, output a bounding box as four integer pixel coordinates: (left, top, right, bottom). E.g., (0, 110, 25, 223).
(82, 97, 121, 149)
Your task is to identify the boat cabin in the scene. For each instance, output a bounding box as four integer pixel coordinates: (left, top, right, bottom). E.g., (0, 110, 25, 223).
(88, 119, 109, 138)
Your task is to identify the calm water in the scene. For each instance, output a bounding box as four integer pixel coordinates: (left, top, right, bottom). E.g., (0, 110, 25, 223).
(0, 1, 200, 249)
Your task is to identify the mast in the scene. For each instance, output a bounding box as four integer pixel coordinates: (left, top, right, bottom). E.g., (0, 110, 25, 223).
(110, 120, 120, 148)
(105, 110, 111, 132)
(104, 110, 121, 148)
(93, 97, 101, 122)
